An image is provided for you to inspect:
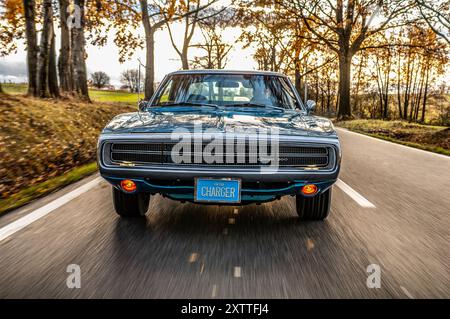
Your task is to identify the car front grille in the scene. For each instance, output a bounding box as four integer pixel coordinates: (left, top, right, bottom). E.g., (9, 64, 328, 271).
(107, 141, 333, 169)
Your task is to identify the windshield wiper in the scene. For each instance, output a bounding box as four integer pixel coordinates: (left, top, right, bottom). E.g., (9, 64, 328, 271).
(160, 102, 221, 109)
(226, 103, 286, 112)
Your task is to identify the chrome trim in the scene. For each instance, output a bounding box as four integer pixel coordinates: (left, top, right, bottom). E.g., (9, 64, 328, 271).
(107, 141, 331, 169)
(98, 133, 341, 183)
(101, 140, 337, 172)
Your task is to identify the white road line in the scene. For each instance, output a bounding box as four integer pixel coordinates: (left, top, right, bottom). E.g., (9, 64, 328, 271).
(233, 266, 242, 278)
(400, 286, 415, 299)
(336, 179, 376, 208)
(211, 284, 218, 298)
(0, 177, 102, 243)
(336, 128, 450, 160)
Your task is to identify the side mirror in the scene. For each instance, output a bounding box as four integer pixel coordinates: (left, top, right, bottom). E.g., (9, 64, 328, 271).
(306, 100, 316, 114)
(138, 99, 147, 112)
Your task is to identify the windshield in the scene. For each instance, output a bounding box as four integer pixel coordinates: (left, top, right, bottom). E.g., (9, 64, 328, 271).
(152, 74, 302, 110)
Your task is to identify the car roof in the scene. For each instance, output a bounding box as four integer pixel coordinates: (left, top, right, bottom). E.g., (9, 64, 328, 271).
(167, 69, 287, 77)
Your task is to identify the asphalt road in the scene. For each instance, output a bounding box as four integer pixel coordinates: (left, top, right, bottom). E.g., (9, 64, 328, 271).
(0, 128, 449, 298)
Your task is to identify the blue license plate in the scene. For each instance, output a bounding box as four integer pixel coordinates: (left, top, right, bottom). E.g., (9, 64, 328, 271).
(195, 178, 241, 203)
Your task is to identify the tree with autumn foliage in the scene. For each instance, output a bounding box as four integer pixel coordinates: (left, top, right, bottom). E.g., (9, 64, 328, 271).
(135, 0, 225, 99)
(0, 0, 89, 99)
(0, 0, 27, 92)
(237, 3, 291, 73)
(278, 0, 416, 119)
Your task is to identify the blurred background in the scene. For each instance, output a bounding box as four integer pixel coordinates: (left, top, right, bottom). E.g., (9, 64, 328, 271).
(0, 0, 448, 299)
(0, 0, 449, 208)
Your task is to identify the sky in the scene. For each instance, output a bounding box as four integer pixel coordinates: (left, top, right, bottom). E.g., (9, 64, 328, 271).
(1, 11, 449, 88)
(0, 22, 258, 87)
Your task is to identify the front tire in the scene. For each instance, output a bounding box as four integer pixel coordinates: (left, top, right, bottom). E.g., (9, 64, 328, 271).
(112, 187, 150, 217)
(296, 188, 331, 220)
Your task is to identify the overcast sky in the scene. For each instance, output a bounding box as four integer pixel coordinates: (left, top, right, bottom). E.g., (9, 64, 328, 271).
(0, 23, 257, 87)
(1, 18, 449, 88)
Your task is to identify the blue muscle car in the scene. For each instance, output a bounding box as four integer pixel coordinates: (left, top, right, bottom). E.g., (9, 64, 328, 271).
(97, 70, 341, 220)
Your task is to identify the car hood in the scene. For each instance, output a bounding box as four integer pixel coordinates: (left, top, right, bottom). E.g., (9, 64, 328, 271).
(102, 107, 337, 137)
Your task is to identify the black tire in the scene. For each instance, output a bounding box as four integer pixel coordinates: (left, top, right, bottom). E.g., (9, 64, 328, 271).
(296, 188, 331, 220)
(112, 187, 150, 217)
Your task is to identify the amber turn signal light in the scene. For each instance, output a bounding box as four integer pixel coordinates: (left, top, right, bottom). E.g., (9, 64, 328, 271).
(301, 184, 318, 196)
(121, 179, 137, 192)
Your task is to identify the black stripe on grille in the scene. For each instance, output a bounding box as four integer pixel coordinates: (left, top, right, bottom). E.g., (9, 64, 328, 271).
(112, 143, 163, 152)
(111, 143, 327, 154)
(112, 152, 164, 163)
(109, 142, 330, 167)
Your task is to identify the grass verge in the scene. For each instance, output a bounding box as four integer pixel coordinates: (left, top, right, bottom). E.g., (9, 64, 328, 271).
(1, 91, 133, 215)
(336, 119, 449, 156)
(0, 162, 98, 215)
(0, 93, 133, 198)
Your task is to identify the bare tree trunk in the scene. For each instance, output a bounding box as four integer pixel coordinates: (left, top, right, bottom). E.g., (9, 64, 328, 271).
(216, 44, 222, 69)
(375, 57, 383, 118)
(403, 54, 414, 120)
(145, 30, 155, 100)
(145, 30, 155, 99)
(181, 46, 189, 70)
(337, 54, 352, 119)
(314, 72, 319, 107)
(375, 75, 383, 118)
(383, 74, 389, 119)
(353, 56, 364, 116)
(23, 0, 38, 97)
(326, 79, 331, 114)
(294, 59, 301, 93)
(397, 53, 403, 119)
(335, 91, 340, 114)
(167, 8, 198, 71)
(414, 66, 425, 121)
(72, 0, 90, 101)
(409, 60, 419, 121)
(271, 44, 276, 72)
(421, 65, 430, 123)
(49, 33, 59, 97)
(48, 31, 59, 97)
(378, 59, 390, 120)
(58, 0, 72, 92)
(181, 10, 193, 70)
(37, 0, 53, 98)
(0, 82, 3, 94)
(320, 86, 324, 113)
(140, 0, 156, 100)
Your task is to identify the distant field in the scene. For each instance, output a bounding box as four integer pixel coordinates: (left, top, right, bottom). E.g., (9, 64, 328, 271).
(2, 83, 139, 105)
(2, 83, 27, 95)
(89, 89, 139, 104)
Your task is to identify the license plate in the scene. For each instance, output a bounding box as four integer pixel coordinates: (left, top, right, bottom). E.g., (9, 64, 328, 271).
(195, 178, 241, 203)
